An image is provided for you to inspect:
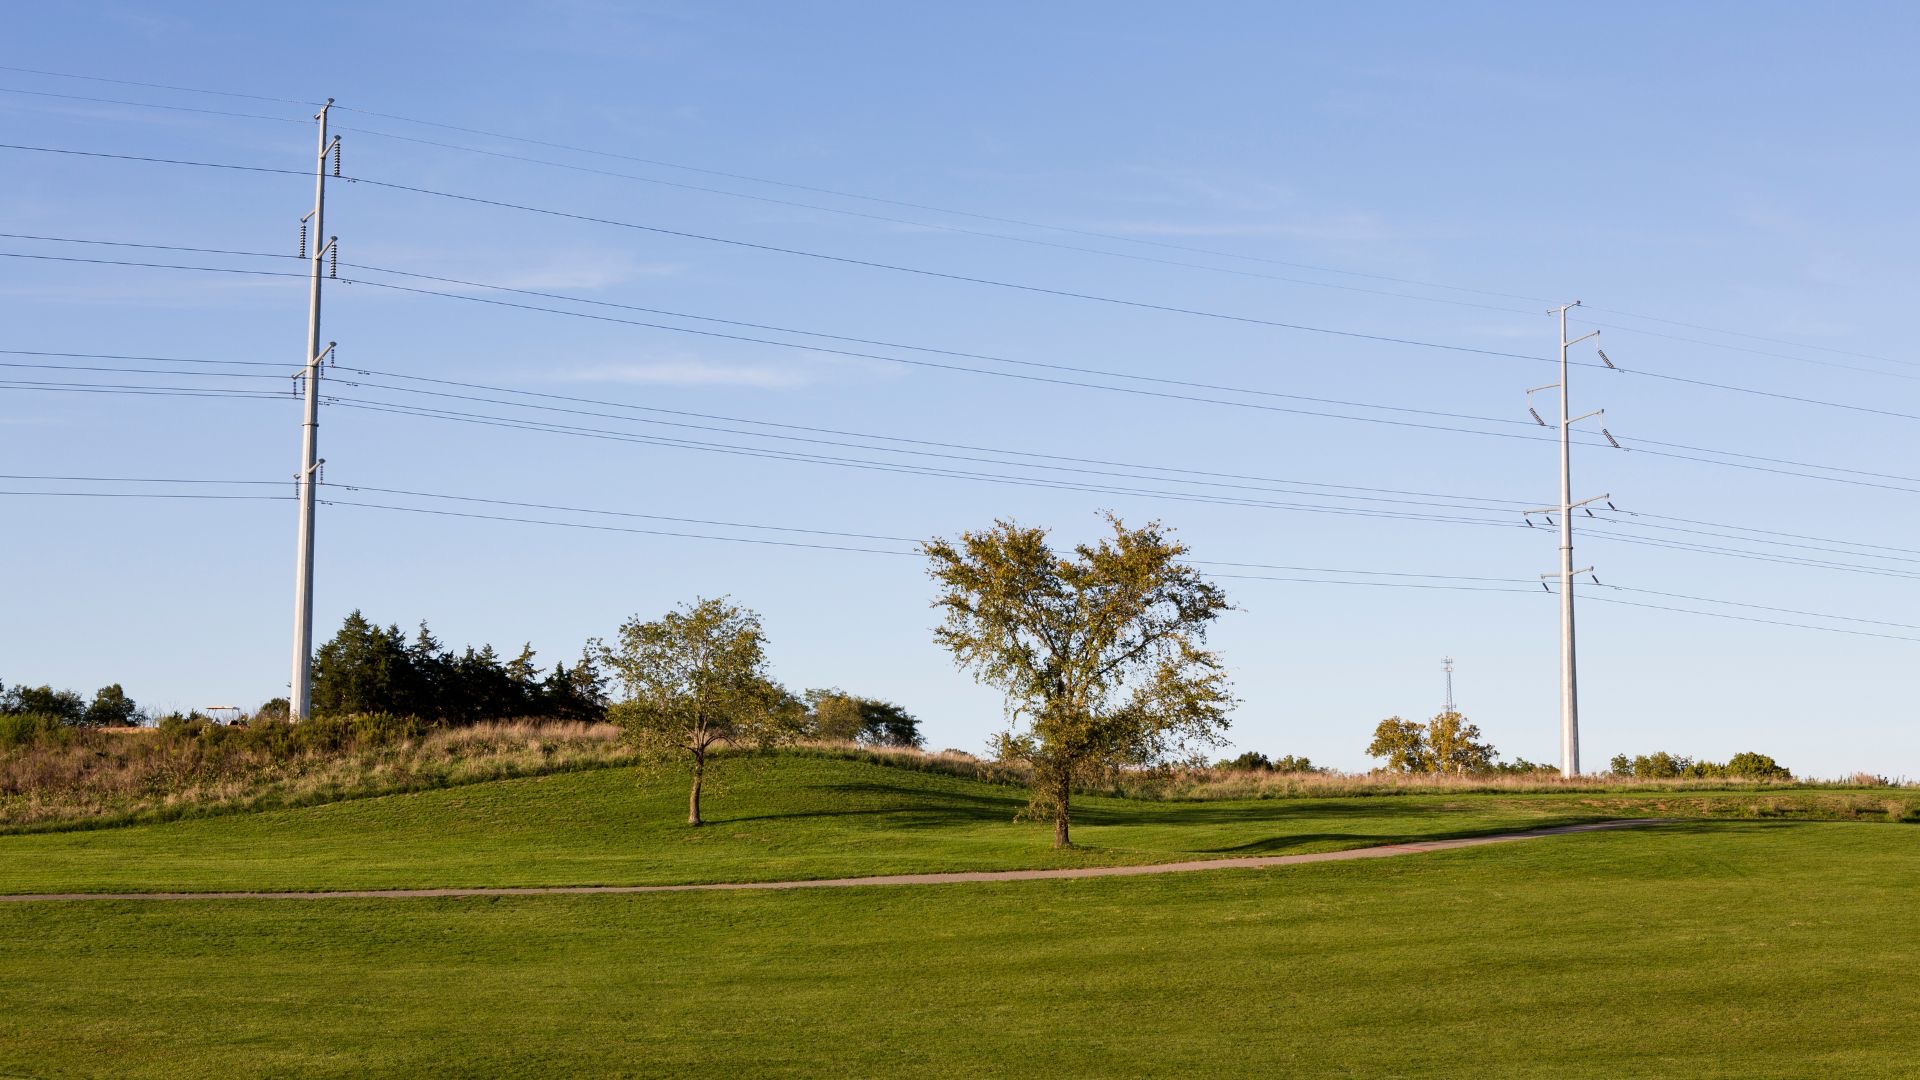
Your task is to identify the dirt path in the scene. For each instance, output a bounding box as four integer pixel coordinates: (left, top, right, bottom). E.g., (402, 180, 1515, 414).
(0, 819, 1661, 903)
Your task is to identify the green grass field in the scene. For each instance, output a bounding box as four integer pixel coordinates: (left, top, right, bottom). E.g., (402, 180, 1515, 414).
(0, 755, 1655, 894)
(2, 754, 1915, 1077)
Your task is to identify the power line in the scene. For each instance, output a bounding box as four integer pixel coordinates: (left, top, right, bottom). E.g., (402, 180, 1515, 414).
(0, 64, 320, 106)
(0, 490, 290, 501)
(325, 394, 1533, 528)
(0, 250, 305, 279)
(325, 374, 1534, 513)
(1578, 593, 1920, 646)
(341, 171, 1549, 362)
(309, 493, 1920, 644)
(328, 122, 1542, 320)
(0, 85, 307, 125)
(22, 361, 1920, 576)
(0, 141, 306, 176)
(16, 227, 1920, 443)
(0, 231, 296, 261)
(5, 68, 1905, 380)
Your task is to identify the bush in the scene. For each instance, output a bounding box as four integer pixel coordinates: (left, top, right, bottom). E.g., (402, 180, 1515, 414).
(0, 684, 85, 725)
(0, 712, 69, 749)
(1610, 750, 1791, 781)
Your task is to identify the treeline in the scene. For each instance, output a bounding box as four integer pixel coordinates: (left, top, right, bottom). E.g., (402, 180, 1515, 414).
(314, 611, 924, 749)
(1365, 711, 1550, 775)
(1, 679, 143, 734)
(1215, 751, 1327, 773)
(1608, 751, 1792, 780)
(309, 612, 608, 725)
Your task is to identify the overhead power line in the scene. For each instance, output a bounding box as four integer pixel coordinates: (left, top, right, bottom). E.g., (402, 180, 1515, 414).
(13, 226, 1919, 440)
(4, 68, 1905, 379)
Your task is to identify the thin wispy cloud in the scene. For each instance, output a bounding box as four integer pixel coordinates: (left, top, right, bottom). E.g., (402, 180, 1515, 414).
(549, 360, 814, 389)
(1086, 212, 1393, 245)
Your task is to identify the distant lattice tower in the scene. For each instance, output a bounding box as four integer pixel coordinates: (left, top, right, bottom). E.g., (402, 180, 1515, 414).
(1442, 656, 1456, 715)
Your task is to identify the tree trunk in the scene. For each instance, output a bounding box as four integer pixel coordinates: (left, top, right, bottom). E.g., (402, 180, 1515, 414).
(1052, 770, 1072, 848)
(688, 752, 705, 826)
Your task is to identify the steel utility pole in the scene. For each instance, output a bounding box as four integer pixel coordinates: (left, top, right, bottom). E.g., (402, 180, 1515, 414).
(289, 98, 339, 720)
(1442, 656, 1455, 715)
(1524, 301, 1621, 777)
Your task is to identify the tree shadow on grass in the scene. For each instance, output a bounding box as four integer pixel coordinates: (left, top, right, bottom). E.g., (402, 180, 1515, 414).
(1174, 817, 1800, 855)
(718, 783, 1027, 826)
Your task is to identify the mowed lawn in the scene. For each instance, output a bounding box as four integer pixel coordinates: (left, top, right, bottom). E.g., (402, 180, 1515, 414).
(0, 756, 1646, 893)
(1, 820, 1915, 1078)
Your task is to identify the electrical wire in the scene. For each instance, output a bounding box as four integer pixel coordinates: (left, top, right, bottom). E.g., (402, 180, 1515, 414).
(5, 68, 1906, 381)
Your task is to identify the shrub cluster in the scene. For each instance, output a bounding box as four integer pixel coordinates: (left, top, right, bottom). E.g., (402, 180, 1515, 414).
(1214, 751, 1327, 773)
(1608, 750, 1792, 780)
(1, 679, 145, 731)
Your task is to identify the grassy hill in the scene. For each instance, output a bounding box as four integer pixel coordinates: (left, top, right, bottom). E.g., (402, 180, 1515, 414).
(3, 752, 1917, 1077)
(0, 753, 1641, 894)
(3, 819, 1916, 1077)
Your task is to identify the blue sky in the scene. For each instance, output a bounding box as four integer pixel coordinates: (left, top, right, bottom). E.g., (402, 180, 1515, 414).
(4, 2, 1918, 777)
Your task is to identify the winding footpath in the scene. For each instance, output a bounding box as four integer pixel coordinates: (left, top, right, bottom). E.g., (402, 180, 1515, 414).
(0, 819, 1661, 902)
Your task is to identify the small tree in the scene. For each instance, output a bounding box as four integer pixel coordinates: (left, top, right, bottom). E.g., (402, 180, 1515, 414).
(803, 689, 925, 748)
(1368, 712, 1497, 774)
(602, 598, 793, 826)
(1367, 716, 1430, 773)
(1427, 711, 1496, 774)
(926, 516, 1233, 847)
(82, 684, 142, 728)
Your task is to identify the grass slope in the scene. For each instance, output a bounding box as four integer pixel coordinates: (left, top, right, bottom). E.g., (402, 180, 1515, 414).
(0, 755, 1637, 894)
(2, 821, 1915, 1078)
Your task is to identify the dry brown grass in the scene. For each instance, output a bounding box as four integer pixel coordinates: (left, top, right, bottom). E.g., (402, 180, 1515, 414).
(0, 721, 631, 833)
(7, 727, 1914, 834)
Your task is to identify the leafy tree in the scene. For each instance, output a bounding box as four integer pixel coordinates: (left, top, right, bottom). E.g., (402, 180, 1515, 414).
(1368, 712, 1497, 774)
(601, 598, 794, 826)
(1722, 751, 1792, 780)
(855, 698, 923, 748)
(803, 689, 925, 748)
(1614, 749, 1790, 781)
(1366, 716, 1430, 773)
(1272, 755, 1324, 774)
(1218, 750, 1272, 771)
(0, 682, 86, 724)
(805, 688, 868, 742)
(925, 516, 1233, 847)
(1427, 711, 1496, 774)
(82, 684, 142, 728)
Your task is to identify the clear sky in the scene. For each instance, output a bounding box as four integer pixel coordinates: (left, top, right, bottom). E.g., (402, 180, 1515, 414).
(4, 2, 1918, 777)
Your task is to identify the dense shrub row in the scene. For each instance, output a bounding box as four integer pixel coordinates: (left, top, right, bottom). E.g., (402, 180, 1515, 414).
(1608, 750, 1793, 780)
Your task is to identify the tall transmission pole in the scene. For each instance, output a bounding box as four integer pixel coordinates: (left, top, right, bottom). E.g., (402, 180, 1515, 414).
(1524, 301, 1622, 777)
(289, 99, 339, 720)
(1442, 656, 1455, 715)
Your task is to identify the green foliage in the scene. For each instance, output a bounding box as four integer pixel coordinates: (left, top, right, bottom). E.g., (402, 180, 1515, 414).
(802, 689, 924, 748)
(601, 597, 796, 825)
(926, 515, 1234, 847)
(310, 612, 606, 724)
(0, 712, 69, 750)
(1368, 711, 1499, 774)
(0, 683, 85, 725)
(1366, 716, 1430, 773)
(1723, 751, 1793, 780)
(1215, 752, 1324, 773)
(81, 684, 142, 728)
(1608, 750, 1793, 781)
